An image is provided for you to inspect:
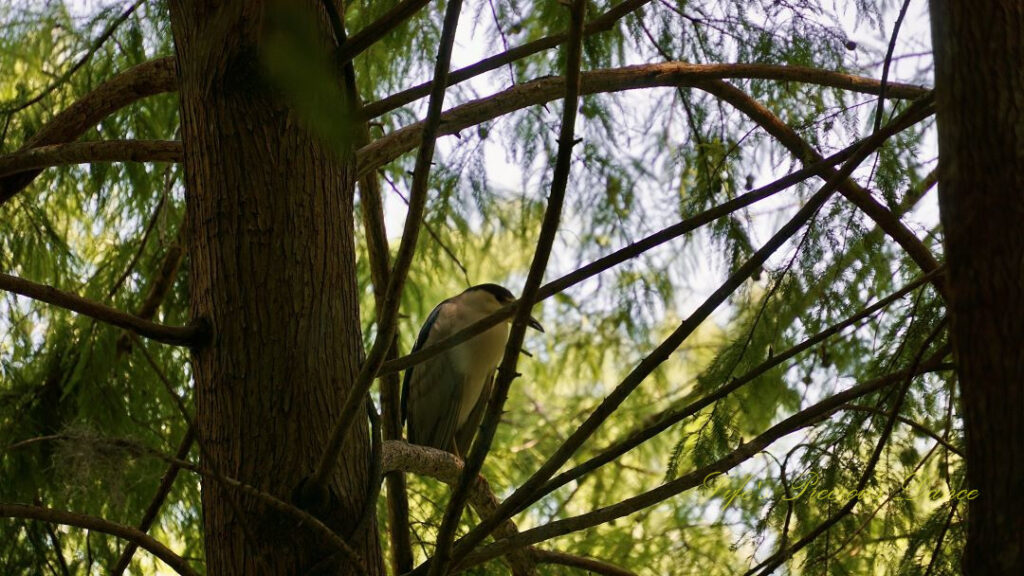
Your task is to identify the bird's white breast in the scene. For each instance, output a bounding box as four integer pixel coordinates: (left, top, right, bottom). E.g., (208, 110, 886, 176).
(444, 306, 510, 426)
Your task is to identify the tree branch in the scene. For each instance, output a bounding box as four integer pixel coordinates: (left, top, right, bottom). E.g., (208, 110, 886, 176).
(428, 2, 587, 574)
(0, 57, 176, 205)
(0, 502, 199, 576)
(336, 0, 433, 66)
(382, 440, 535, 574)
(694, 80, 943, 295)
(356, 62, 929, 179)
(328, 1, 418, 569)
(362, 0, 654, 118)
(0, 140, 182, 179)
(445, 95, 936, 566)
(0, 272, 203, 346)
(378, 105, 933, 379)
(532, 549, 637, 576)
(456, 349, 951, 571)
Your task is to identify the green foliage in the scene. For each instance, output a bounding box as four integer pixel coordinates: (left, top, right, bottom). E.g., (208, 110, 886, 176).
(0, 0, 956, 574)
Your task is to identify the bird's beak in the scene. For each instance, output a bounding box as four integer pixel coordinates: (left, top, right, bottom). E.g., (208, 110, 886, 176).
(528, 315, 544, 332)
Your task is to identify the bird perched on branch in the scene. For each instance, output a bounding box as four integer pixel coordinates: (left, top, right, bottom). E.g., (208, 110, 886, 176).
(401, 284, 544, 457)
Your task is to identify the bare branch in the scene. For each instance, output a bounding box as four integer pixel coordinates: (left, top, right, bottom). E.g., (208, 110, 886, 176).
(0, 502, 199, 576)
(356, 62, 929, 179)
(840, 404, 963, 458)
(329, 1, 418, 568)
(382, 440, 535, 574)
(0, 57, 176, 205)
(337, 0, 432, 66)
(363, 0, 654, 118)
(0, 272, 203, 346)
(0, 140, 181, 178)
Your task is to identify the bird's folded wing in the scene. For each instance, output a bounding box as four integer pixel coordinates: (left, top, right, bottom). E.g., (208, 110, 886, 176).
(407, 354, 464, 453)
(455, 369, 494, 456)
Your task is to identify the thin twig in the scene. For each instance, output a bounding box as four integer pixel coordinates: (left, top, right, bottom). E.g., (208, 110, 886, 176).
(365, 0, 652, 117)
(874, 0, 913, 132)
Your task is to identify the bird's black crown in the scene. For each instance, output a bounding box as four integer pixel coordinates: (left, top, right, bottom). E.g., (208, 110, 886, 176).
(466, 283, 516, 303)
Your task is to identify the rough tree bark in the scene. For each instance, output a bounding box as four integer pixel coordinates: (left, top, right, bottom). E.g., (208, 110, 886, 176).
(930, 1, 1024, 574)
(168, 1, 383, 574)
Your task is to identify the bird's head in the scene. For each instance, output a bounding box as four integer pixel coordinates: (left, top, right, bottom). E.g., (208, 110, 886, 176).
(462, 283, 544, 332)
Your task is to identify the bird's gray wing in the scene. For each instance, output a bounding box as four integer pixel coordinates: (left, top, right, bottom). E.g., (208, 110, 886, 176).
(455, 368, 494, 457)
(401, 302, 444, 427)
(406, 353, 464, 453)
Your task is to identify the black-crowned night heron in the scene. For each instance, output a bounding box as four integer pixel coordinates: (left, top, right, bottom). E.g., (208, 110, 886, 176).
(401, 284, 543, 457)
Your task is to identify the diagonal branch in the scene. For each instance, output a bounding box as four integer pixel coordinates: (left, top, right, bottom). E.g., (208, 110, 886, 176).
(0, 502, 199, 576)
(336, 0, 432, 66)
(0, 140, 182, 179)
(456, 349, 951, 571)
(445, 95, 936, 566)
(323, 1, 416, 569)
(427, 2, 587, 575)
(694, 80, 943, 295)
(377, 102, 933, 380)
(0, 57, 176, 205)
(0, 272, 203, 346)
(531, 267, 944, 509)
(356, 62, 929, 179)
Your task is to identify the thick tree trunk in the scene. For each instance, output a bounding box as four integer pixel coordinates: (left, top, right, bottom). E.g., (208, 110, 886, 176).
(168, 2, 382, 574)
(930, 2, 1024, 574)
